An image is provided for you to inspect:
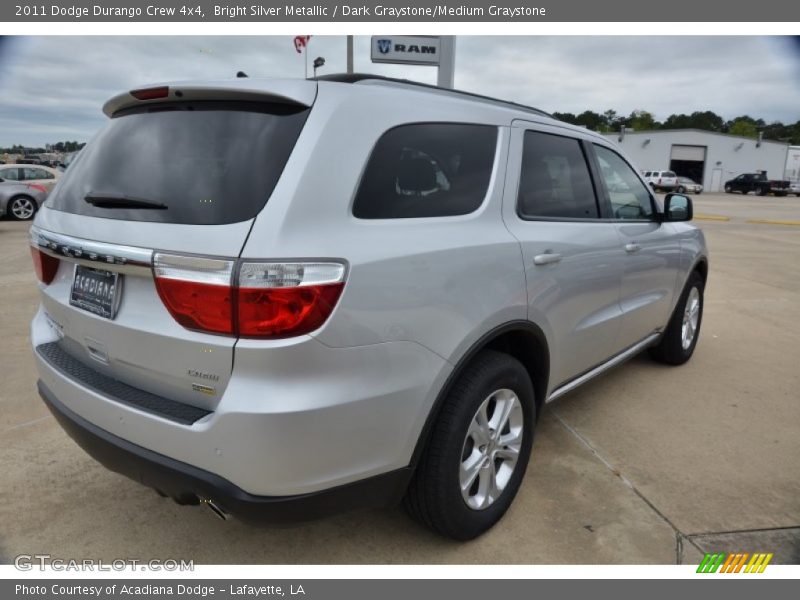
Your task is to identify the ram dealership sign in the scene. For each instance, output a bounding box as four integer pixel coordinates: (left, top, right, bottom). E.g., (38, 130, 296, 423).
(371, 36, 441, 66)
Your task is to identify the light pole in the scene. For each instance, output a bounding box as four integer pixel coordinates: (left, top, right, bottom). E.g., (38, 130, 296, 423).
(313, 56, 326, 78)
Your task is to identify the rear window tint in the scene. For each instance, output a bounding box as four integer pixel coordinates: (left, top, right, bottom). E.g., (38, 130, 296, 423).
(517, 131, 599, 219)
(664, 171, 677, 177)
(353, 123, 497, 219)
(47, 101, 310, 225)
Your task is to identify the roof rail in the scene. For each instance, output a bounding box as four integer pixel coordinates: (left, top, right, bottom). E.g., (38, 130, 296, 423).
(314, 73, 552, 119)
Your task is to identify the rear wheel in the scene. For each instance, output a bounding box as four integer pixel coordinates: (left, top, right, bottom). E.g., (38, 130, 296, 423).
(650, 272, 704, 365)
(724, 185, 732, 193)
(404, 350, 535, 540)
(7, 195, 37, 221)
(676, 185, 686, 193)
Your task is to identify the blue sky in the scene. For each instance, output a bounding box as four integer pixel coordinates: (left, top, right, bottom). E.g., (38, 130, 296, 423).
(1, 35, 799, 147)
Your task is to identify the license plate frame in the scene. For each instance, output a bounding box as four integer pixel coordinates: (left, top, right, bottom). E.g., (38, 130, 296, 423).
(69, 264, 123, 320)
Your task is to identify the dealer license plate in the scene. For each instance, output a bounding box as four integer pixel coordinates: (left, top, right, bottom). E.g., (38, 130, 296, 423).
(69, 265, 122, 320)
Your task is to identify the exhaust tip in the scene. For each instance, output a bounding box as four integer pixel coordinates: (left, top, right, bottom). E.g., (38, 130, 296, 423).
(201, 498, 229, 521)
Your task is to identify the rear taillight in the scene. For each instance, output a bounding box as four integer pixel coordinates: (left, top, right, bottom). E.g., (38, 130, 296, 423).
(27, 183, 47, 193)
(237, 262, 345, 338)
(153, 254, 346, 339)
(153, 255, 235, 335)
(30, 247, 59, 284)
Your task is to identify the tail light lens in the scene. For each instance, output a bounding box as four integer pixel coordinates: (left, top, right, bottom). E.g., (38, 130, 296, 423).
(153, 255, 235, 335)
(27, 183, 48, 193)
(30, 247, 60, 284)
(153, 254, 346, 339)
(237, 262, 345, 338)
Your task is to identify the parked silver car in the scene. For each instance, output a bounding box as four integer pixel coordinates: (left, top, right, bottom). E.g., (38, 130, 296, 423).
(0, 179, 48, 220)
(30, 75, 708, 539)
(676, 177, 703, 194)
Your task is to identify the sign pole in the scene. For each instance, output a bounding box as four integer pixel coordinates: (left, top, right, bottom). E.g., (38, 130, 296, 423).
(437, 36, 455, 89)
(346, 35, 354, 74)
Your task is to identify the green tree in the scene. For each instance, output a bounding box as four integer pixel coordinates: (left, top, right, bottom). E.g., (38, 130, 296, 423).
(552, 111, 579, 125)
(628, 110, 657, 131)
(574, 110, 605, 131)
(728, 117, 759, 139)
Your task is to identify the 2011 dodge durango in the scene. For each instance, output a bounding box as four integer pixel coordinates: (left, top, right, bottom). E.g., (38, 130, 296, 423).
(30, 74, 708, 539)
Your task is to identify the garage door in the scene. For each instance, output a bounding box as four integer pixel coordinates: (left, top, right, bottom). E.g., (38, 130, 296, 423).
(670, 145, 706, 161)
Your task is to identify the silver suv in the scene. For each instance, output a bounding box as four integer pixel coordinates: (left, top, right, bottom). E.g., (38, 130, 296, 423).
(30, 75, 708, 540)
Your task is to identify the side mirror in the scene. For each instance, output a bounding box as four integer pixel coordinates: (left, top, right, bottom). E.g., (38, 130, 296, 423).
(663, 193, 693, 222)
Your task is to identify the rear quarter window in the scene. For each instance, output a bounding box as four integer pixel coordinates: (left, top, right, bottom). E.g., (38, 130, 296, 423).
(352, 123, 498, 219)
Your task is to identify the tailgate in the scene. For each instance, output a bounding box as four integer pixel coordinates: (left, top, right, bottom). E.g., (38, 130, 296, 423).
(32, 215, 251, 411)
(31, 85, 313, 411)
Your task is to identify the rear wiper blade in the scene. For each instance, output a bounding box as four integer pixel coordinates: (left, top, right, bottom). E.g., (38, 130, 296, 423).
(85, 193, 168, 210)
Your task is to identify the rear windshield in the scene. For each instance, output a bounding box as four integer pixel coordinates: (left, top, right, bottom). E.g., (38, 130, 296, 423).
(47, 101, 310, 225)
(664, 171, 677, 177)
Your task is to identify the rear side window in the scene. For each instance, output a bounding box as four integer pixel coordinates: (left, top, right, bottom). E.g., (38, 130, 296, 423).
(517, 131, 599, 219)
(24, 168, 54, 180)
(353, 123, 497, 219)
(47, 101, 310, 225)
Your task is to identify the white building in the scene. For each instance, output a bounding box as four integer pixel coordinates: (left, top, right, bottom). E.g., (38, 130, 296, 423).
(604, 129, 790, 192)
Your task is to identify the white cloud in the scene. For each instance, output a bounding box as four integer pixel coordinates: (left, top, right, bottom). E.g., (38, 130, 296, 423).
(0, 35, 798, 147)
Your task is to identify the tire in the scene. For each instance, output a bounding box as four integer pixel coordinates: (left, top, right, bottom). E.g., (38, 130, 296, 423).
(649, 272, 704, 366)
(7, 195, 37, 221)
(676, 186, 686, 193)
(724, 185, 732, 193)
(403, 350, 536, 540)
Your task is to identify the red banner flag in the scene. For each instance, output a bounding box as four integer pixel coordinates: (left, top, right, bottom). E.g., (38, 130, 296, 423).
(293, 36, 311, 54)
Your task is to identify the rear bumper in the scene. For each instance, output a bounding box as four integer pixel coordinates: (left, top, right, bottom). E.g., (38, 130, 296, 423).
(39, 380, 412, 522)
(32, 306, 450, 498)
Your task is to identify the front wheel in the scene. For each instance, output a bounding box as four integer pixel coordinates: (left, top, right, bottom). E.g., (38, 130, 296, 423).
(676, 185, 686, 193)
(404, 350, 535, 540)
(724, 185, 732, 193)
(650, 272, 704, 365)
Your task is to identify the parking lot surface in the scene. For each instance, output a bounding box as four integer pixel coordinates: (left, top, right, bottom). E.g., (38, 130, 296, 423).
(1, 192, 798, 564)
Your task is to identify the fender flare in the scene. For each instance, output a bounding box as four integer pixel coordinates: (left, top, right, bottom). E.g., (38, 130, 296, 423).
(407, 320, 550, 470)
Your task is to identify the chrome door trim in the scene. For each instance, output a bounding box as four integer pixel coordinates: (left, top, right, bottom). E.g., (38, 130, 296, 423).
(547, 332, 661, 403)
(30, 225, 153, 275)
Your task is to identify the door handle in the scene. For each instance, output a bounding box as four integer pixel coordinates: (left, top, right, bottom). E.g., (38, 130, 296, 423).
(533, 252, 562, 266)
(624, 242, 641, 253)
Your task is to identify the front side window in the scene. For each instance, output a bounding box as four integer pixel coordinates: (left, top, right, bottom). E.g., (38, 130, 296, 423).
(353, 123, 497, 219)
(517, 131, 598, 219)
(594, 145, 654, 220)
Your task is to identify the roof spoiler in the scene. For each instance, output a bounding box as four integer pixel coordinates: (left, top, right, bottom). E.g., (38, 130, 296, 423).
(102, 79, 318, 117)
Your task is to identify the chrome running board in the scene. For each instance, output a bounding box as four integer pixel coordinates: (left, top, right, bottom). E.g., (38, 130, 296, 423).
(547, 332, 661, 403)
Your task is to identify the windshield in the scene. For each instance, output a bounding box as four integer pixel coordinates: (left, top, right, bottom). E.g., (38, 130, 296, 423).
(47, 101, 310, 225)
